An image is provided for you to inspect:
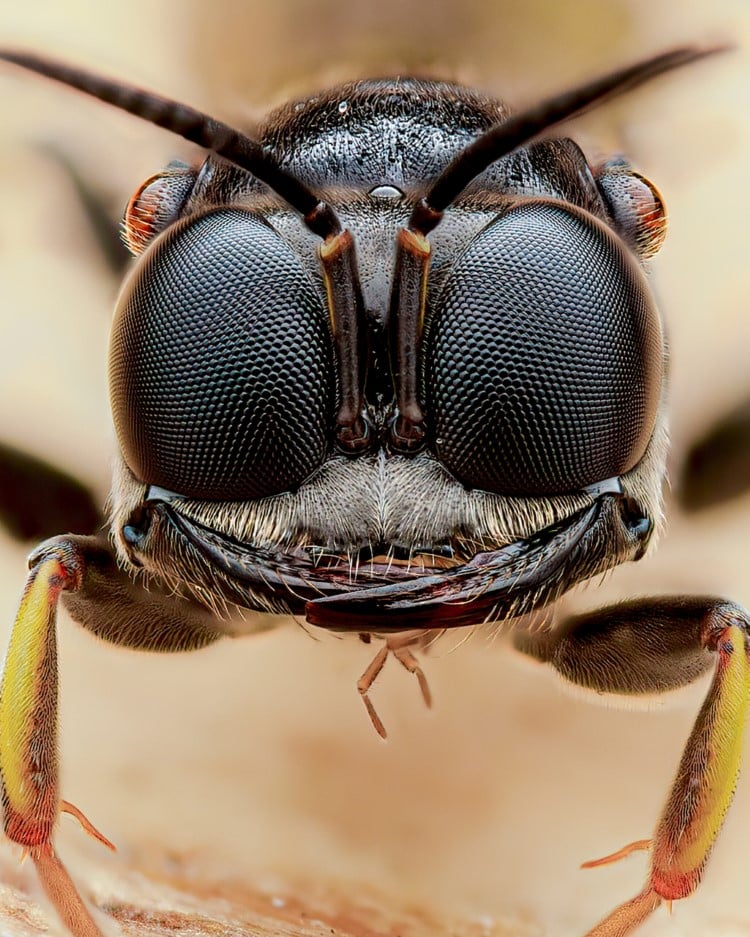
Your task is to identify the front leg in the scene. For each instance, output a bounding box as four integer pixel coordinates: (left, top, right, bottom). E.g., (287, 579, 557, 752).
(0, 533, 224, 937)
(516, 597, 750, 936)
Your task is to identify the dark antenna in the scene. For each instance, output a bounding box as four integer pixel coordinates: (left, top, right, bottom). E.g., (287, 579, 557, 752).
(0, 49, 341, 239)
(0, 49, 371, 451)
(410, 45, 726, 235)
(389, 45, 727, 452)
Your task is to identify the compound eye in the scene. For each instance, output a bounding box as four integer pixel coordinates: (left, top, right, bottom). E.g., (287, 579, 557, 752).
(110, 209, 335, 501)
(122, 162, 197, 255)
(426, 202, 663, 496)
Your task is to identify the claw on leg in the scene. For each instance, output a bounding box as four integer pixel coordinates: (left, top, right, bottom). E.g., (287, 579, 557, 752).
(61, 800, 116, 852)
(581, 839, 651, 869)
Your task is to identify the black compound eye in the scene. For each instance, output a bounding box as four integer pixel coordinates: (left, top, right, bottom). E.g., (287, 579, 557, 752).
(110, 209, 335, 501)
(425, 202, 663, 495)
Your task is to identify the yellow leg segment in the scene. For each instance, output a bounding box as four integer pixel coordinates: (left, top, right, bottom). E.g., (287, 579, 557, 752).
(0, 547, 109, 937)
(585, 617, 750, 936)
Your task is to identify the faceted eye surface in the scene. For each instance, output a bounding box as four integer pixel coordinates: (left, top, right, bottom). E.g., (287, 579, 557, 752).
(110, 209, 335, 501)
(425, 202, 663, 495)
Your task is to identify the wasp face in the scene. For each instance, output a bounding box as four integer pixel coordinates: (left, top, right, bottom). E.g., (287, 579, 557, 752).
(1, 47, 739, 937)
(108, 79, 666, 633)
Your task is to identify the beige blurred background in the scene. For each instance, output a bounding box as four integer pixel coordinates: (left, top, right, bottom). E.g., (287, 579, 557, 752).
(0, 2, 748, 936)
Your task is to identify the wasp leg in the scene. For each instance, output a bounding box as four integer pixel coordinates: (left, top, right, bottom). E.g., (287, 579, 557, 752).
(515, 597, 750, 937)
(0, 540, 106, 937)
(56, 533, 223, 651)
(0, 442, 101, 542)
(0, 533, 223, 937)
(677, 396, 750, 511)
